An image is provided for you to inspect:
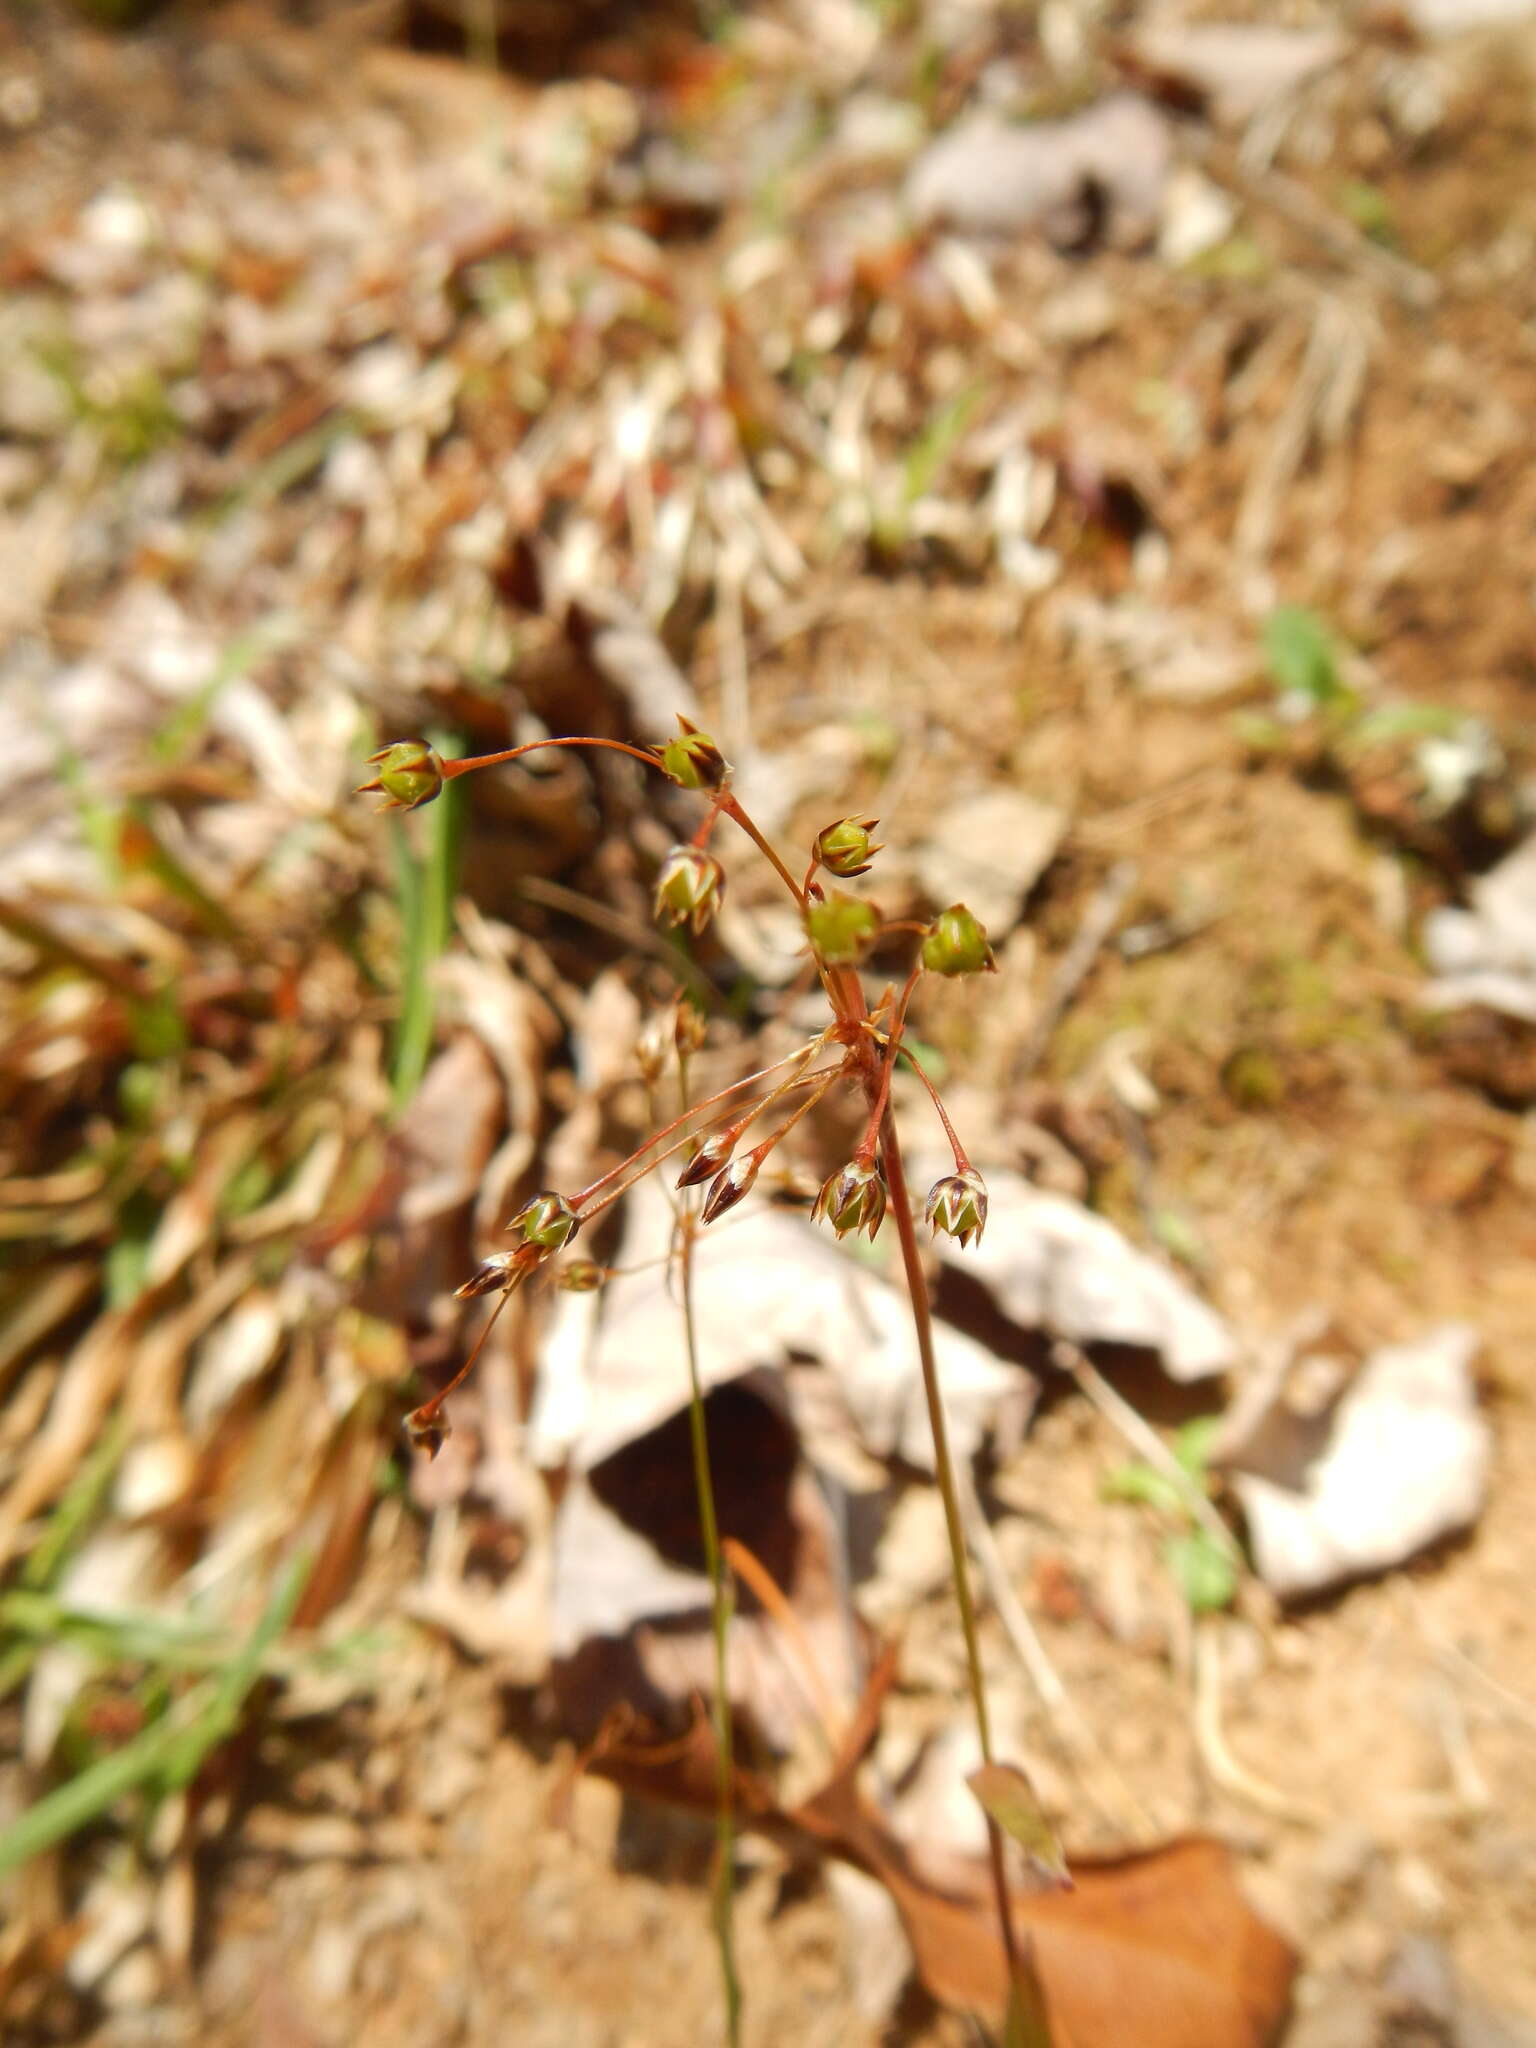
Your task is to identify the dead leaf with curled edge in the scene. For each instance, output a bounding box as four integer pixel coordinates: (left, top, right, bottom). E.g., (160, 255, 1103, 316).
(584, 1651, 1297, 2046)
(919, 1157, 1236, 1383)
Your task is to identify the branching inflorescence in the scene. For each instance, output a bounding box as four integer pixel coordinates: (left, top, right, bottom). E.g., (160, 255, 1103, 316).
(359, 716, 1022, 2008)
(359, 716, 995, 1450)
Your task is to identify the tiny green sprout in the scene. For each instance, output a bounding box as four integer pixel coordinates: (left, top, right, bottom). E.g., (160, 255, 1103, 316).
(657, 716, 730, 791)
(506, 1190, 580, 1253)
(924, 1166, 988, 1249)
(701, 1150, 762, 1224)
(812, 1159, 888, 1241)
(921, 903, 994, 977)
(813, 816, 883, 879)
(804, 890, 880, 966)
(356, 739, 445, 811)
(654, 845, 727, 935)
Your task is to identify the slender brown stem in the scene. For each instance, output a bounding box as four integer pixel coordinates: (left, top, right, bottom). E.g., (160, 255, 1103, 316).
(852, 964, 923, 1162)
(744, 1065, 844, 1165)
(408, 1280, 518, 1433)
(668, 1056, 743, 2048)
(692, 796, 729, 849)
(575, 1067, 845, 1225)
(570, 1043, 829, 1209)
(895, 1042, 971, 1171)
(719, 794, 807, 908)
(879, 1117, 1019, 1983)
(441, 735, 662, 777)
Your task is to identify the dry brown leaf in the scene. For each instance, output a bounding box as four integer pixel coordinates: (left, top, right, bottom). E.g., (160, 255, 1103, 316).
(585, 1653, 1297, 2044)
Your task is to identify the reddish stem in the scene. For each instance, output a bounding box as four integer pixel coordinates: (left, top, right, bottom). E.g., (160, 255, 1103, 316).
(571, 1043, 828, 1209)
(852, 964, 922, 1165)
(719, 794, 807, 909)
(576, 1066, 844, 1224)
(441, 735, 662, 778)
(895, 1042, 971, 1173)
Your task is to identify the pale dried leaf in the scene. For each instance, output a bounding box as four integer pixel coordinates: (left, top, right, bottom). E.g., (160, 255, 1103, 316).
(916, 788, 1067, 936)
(1423, 834, 1536, 1023)
(907, 96, 1172, 251)
(1130, 26, 1345, 128)
(1229, 1326, 1490, 1600)
(922, 1161, 1236, 1382)
(531, 1182, 1033, 1474)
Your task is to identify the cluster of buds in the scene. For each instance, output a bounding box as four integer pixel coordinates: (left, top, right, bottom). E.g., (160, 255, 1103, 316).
(361, 719, 1007, 1450)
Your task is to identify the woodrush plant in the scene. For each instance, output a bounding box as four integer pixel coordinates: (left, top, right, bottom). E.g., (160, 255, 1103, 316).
(360, 718, 1031, 2036)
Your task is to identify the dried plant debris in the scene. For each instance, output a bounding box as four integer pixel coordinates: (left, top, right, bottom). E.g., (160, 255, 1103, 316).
(1423, 834, 1536, 1025)
(1218, 1325, 1491, 1601)
(1125, 24, 1345, 129)
(920, 1160, 1237, 1383)
(915, 787, 1067, 936)
(585, 1656, 1297, 2046)
(907, 94, 1174, 251)
(0, 0, 1532, 2036)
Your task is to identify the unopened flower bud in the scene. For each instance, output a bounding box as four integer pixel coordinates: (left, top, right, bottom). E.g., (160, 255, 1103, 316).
(506, 1190, 580, 1253)
(356, 739, 444, 811)
(635, 1011, 670, 1085)
(921, 903, 995, 978)
(701, 1149, 762, 1224)
(657, 716, 729, 791)
(404, 1404, 451, 1459)
(557, 1260, 605, 1293)
(804, 890, 880, 966)
(676, 1126, 737, 1190)
(654, 845, 726, 935)
(672, 999, 709, 1056)
(456, 1251, 523, 1298)
(812, 1159, 888, 1241)
(924, 1166, 988, 1249)
(814, 816, 883, 879)
(637, 997, 709, 1083)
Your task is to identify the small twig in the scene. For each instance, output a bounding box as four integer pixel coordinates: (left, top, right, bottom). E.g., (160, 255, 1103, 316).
(1196, 132, 1439, 312)
(1014, 861, 1137, 1080)
(720, 1536, 839, 1751)
(1192, 1618, 1327, 1827)
(1054, 1339, 1239, 1564)
(955, 1462, 1153, 1836)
